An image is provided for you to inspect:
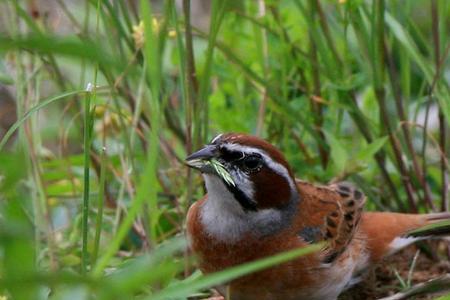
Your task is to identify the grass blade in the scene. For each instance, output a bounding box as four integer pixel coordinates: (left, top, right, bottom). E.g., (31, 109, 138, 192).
(150, 243, 322, 300)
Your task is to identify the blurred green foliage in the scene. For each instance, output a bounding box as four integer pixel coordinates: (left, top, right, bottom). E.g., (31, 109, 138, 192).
(0, 0, 448, 299)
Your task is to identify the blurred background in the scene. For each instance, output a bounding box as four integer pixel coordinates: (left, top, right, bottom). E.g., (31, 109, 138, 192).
(0, 0, 449, 299)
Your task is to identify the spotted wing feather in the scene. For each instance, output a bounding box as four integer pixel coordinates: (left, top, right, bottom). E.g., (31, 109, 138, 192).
(321, 182, 366, 263)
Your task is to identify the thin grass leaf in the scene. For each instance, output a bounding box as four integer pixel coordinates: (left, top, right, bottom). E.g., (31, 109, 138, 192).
(209, 159, 235, 187)
(0, 35, 120, 70)
(140, 0, 163, 243)
(102, 238, 186, 296)
(407, 220, 450, 237)
(93, 0, 163, 275)
(0, 90, 85, 151)
(384, 12, 433, 82)
(81, 84, 93, 274)
(198, 0, 228, 141)
(378, 274, 450, 300)
(92, 146, 106, 268)
(149, 243, 322, 300)
(406, 250, 420, 288)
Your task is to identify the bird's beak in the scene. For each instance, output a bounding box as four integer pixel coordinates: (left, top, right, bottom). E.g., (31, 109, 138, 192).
(185, 145, 218, 173)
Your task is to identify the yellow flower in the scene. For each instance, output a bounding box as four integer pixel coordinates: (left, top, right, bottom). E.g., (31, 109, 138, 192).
(339, 0, 347, 3)
(132, 18, 163, 48)
(132, 20, 144, 49)
(168, 29, 177, 38)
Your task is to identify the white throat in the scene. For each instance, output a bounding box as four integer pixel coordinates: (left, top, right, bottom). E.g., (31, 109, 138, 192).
(200, 174, 286, 243)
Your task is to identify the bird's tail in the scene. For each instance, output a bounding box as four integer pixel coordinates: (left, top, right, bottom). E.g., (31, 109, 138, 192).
(360, 212, 450, 261)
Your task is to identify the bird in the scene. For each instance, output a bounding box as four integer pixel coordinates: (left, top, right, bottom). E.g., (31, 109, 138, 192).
(185, 133, 450, 300)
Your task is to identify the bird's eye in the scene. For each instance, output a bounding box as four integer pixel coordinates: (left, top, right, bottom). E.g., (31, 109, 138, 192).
(242, 154, 262, 171)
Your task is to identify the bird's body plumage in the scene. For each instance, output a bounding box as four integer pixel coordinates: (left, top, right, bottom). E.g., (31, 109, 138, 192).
(185, 133, 449, 300)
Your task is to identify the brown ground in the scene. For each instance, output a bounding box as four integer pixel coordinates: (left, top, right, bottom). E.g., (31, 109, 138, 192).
(340, 242, 450, 299)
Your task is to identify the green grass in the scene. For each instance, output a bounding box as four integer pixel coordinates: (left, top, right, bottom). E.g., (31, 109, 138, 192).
(0, 0, 449, 299)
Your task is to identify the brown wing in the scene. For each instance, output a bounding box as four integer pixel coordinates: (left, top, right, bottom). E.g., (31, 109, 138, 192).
(296, 180, 366, 264)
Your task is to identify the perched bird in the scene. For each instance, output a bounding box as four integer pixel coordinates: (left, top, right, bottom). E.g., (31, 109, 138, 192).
(185, 133, 450, 300)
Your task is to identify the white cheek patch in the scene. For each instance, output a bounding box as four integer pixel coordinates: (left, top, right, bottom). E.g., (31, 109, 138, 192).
(200, 174, 284, 243)
(201, 174, 251, 242)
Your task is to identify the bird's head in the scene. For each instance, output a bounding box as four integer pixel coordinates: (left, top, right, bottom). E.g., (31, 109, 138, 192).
(186, 133, 299, 212)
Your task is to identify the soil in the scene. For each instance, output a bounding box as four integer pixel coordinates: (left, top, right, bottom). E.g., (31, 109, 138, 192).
(340, 241, 450, 300)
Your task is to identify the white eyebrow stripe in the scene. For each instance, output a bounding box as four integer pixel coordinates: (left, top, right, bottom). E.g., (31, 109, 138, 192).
(210, 133, 223, 144)
(222, 143, 296, 192)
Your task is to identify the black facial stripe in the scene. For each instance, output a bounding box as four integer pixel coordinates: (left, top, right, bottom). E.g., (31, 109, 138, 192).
(219, 147, 244, 162)
(221, 178, 257, 212)
(219, 148, 264, 174)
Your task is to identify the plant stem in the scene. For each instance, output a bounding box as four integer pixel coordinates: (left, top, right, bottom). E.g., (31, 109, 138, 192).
(81, 84, 92, 274)
(183, 0, 199, 149)
(372, 0, 417, 211)
(92, 146, 106, 267)
(431, 0, 448, 212)
(256, 0, 269, 136)
(384, 42, 435, 210)
(307, 0, 328, 168)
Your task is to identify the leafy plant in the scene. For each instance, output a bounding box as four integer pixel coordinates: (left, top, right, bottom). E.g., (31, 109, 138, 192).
(0, 0, 448, 299)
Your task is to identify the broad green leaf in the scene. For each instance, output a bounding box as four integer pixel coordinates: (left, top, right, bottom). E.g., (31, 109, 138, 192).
(355, 136, 388, 163)
(324, 131, 348, 173)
